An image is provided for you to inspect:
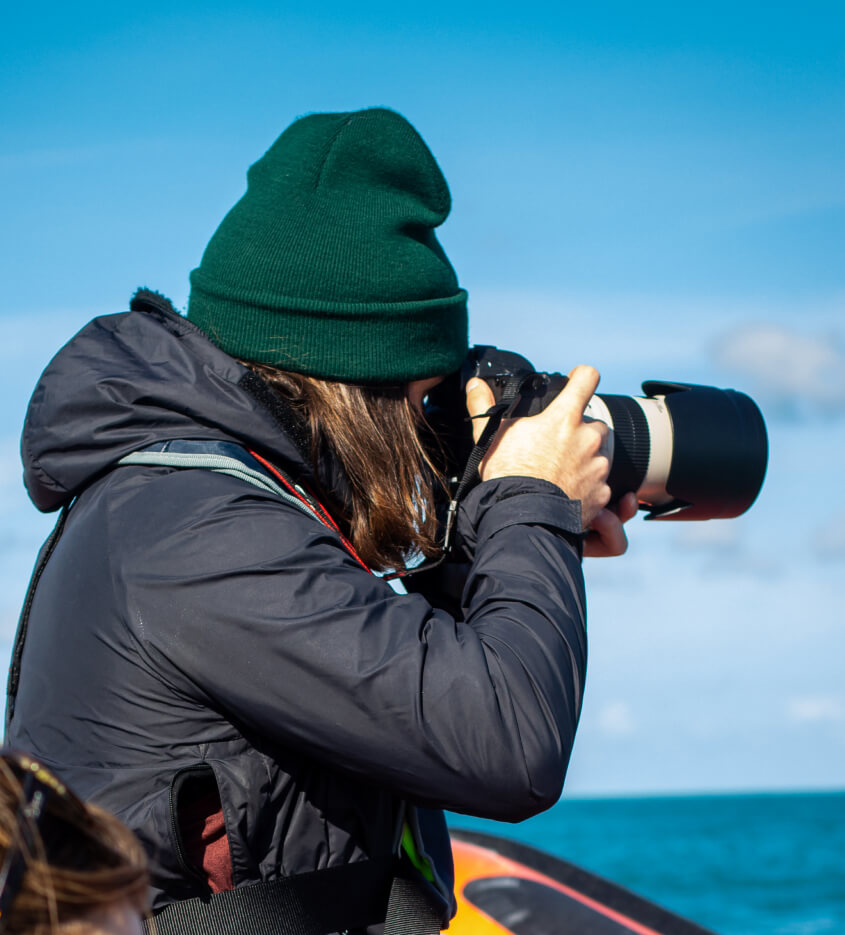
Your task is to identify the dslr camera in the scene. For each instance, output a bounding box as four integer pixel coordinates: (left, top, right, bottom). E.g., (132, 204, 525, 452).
(425, 345, 768, 521)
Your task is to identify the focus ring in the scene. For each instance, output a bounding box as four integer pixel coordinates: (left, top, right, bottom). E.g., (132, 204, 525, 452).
(599, 395, 650, 498)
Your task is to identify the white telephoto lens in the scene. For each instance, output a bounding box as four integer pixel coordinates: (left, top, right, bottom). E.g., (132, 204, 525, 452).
(582, 395, 674, 507)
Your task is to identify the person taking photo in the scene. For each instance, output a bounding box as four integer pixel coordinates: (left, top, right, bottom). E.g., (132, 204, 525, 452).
(7, 107, 635, 934)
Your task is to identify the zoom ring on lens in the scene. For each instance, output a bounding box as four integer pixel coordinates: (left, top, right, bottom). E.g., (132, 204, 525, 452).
(599, 395, 651, 498)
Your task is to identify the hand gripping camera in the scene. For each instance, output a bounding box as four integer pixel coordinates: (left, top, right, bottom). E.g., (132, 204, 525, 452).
(425, 345, 768, 521)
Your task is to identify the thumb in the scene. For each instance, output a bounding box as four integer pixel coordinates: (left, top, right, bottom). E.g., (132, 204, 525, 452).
(466, 378, 496, 443)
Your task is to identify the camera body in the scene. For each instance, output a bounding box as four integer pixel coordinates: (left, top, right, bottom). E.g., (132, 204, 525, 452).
(425, 345, 769, 521)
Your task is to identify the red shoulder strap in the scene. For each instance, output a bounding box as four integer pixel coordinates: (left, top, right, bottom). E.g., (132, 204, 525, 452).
(247, 449, 371, 573)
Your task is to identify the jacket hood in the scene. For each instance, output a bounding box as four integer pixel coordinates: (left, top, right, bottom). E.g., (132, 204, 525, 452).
(22, 293, 312, 512)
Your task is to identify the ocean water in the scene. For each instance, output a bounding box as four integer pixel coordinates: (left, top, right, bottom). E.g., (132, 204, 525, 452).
(447, 791, 845, 935)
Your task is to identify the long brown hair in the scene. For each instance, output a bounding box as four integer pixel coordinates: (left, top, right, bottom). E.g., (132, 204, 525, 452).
(0, 754, 149, 934)
(245, 364, 445, 572)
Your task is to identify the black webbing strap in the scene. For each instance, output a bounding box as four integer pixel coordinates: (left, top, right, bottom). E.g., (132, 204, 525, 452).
(146, 857, 397, 935)
(451, 379, 524, 501)
(390, 373, 528, 580)
(383, 861, 445, 935)
(5, 503, 70, 738)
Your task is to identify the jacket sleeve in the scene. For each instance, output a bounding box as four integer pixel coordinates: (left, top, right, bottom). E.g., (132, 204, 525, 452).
(128, 471, 587, 822)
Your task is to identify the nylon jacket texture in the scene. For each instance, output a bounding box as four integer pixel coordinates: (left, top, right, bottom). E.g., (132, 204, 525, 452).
(9, 302, 588, 916)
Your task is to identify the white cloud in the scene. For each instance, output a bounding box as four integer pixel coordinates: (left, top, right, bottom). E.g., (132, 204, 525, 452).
(594, 701, 637, 736)
(786, 695, 844, 725)
(0, 610, 18, 646)
(712, 323, 845, 417)
(0, 437, 23, 514)
(811, 512, 845, 561)
(675, 521, 742, 552)
(670, 520, 782, 580)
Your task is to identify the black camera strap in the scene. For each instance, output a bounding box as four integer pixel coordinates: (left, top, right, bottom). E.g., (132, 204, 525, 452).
(143, 854, 448, 935)
(390, 374, 528, 580)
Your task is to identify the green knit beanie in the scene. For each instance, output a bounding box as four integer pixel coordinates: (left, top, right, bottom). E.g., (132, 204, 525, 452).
(187, 107, 468, 382)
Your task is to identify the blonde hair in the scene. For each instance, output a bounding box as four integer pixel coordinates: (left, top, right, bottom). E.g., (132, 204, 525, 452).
(0, 754, 149, 934)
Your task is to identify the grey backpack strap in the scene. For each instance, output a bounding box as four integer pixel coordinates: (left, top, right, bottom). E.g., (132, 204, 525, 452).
(117, 441, 319, 522)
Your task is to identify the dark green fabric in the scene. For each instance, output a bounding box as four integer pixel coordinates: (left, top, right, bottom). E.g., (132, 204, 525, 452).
(188, 108, 468, 382)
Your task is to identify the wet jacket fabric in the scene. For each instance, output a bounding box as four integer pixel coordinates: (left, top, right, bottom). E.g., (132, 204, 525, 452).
(8, 301, 588, 918)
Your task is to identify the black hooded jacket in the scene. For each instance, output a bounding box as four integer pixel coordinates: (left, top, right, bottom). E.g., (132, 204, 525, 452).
(8, 298, 588, 917)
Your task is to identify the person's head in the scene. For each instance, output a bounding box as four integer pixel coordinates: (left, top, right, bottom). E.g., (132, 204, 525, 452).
(186, 108, 469, 570)
(0, 752, 149, 935)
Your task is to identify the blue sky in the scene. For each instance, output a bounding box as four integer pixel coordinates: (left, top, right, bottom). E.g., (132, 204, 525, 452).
(1, 1, 844, 795)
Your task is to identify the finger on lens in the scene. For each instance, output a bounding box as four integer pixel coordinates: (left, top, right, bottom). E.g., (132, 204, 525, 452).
(553, 365, 600, 422)
(619, 492, 639, 522)
(591, 508, 628, 555)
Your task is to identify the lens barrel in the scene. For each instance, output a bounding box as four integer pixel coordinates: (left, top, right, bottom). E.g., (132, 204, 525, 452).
(596, 382, 768, 520)
(597, 395, 651, 498)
